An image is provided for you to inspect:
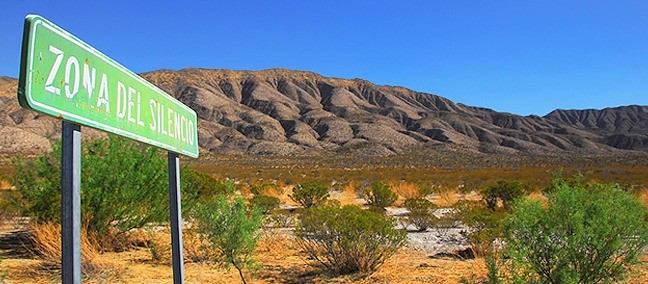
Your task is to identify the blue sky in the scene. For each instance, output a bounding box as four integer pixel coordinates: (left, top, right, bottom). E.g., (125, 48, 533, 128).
(1, 1, 647, 115)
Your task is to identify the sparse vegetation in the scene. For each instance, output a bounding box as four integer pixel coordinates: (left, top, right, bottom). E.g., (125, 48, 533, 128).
(182, 169, 236, 203)
(8, 135, 224, 251)
(481, 180, 528, 210)
(3, 147, 648, 283)
(359, 180, 398, 209)
(249, 194, 280, 215)
(289, 180, 330, 208)
(10, 136, 189, 250)
(403, 197, 438, 231)
(295, 203, 406, 275)
(453, 200, 507, 257)
(195, 196, 263, 284)
(269, 208, 294, 228)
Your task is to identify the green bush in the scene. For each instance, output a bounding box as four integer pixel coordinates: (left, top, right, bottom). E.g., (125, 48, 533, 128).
(403, 198, 438, 231)
(10, 135, 203, 247)
(481, 180, 527, 210)
(13, 137, 162, 234)
(359, 181, 398, 209)
(195, 196, 263, 284)
(295, 204, 406, 275)
(504, 180, 648, 283)
(11, 149, 62, 223)
(289, 180, 329, 208)
(249, 194, 280, 215)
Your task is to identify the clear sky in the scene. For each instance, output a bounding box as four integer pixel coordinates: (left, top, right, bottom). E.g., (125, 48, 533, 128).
(1, 1, 647, 116)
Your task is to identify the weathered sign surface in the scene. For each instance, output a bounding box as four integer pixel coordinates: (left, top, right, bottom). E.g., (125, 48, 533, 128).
(18, 15, 198, 158)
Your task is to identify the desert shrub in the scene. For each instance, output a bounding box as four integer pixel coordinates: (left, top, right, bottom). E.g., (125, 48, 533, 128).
(195, 196, 263, 284)
(295, 204, 406, 275)
(11, 135, 202, 249)
(359, 181, 398, 209)
(289, 180, 329, 208)
(481, 180, 527, 210)
(403, 197, 438, 231)
(11, 150, 62, 223)
(504, 180, 648, 283)
(249, 194, 280, 214)
(453, 200, 507, 257)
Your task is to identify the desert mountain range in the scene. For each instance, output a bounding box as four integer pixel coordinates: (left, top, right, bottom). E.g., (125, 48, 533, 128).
(1, 69, 647, 156)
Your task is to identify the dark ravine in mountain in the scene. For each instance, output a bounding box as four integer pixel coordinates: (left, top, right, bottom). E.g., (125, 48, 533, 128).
(1, 69, 647, 156)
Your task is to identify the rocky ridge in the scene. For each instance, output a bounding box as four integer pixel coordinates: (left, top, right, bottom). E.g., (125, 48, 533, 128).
(1, 69, 647, 156)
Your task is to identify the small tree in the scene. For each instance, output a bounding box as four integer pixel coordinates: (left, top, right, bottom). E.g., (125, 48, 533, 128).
(295, 204, 406, 274)
(504, 180, 648, 283)
(195, 196, 263, 284)
(289, 180, 329, 208)
(403, 197, 438, 231)
(359, 181, 398, 209)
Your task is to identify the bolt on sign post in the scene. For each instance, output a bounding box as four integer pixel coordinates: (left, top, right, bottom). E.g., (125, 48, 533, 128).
(18, 15, 198, 284)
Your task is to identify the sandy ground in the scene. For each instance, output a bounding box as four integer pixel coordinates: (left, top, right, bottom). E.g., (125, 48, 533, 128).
(2, 219, 647, 284)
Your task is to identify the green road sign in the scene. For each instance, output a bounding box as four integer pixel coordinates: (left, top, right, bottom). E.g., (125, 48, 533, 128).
(18, 15, 199, 158)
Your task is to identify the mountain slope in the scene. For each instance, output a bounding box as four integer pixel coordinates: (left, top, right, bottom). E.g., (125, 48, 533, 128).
(545, 106, 648, 150)
(1, 69, 647, 156)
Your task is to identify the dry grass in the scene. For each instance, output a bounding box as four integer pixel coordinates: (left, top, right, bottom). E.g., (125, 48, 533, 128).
(631, 187, 648, 207)
(390, 181, 421, 205)
(329, 181, 364, 206)
(28, 223, 100, 269)
(431, 187, 461, 207)
(15, 222, 124, 282)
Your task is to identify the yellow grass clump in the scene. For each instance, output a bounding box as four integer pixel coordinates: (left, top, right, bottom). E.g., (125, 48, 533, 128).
(28, 222, 116, 277)
(390, 181, 422, 205)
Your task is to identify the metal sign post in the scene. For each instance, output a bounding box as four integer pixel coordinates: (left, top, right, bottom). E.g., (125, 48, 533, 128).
(168, 152, 185, 283)
(61, 121, 82, 284)
(18, 15, 199, 284)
